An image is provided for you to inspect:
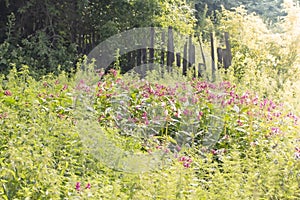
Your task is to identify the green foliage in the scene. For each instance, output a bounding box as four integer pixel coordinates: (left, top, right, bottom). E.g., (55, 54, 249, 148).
(1, 1, 300, 199)
(0, 0, 196, 76)
(218, 4, 300, 102)
(193, 0, 286, 23)
(1, 65, 299, 199)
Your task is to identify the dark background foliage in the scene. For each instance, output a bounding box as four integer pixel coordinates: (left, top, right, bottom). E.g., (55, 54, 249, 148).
(0, 0, 297, 76)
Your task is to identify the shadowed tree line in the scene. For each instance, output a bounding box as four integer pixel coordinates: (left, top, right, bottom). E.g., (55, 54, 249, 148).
(0, 0, 295, 76)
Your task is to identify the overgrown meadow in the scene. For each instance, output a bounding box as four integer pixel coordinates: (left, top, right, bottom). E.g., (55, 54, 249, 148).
(1, 4, 300, 200)
(1, 62, 299, 199)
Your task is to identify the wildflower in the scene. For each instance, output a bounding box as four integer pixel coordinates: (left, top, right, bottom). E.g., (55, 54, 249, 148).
(4, 90, 12, 96)
(237, 119, 243, 126)
(179, 155, 193, 168)
(267, 112, 273, 121)
(252, 95, 258, 105)
(227, 98, 234, 105)
(222, 134, 229, 140)
(43, 82, 49, 87)
(183, 109, 191, 116)
(141, 112, 149, 125)
(260, 99, 268, 108)
(62, 84, 68, 91)
(85, 183, 91, 189)
(273, 112, 281, 118)
(141, 112, 147, 119)
(175, 145, 181, 152)
(142, 93, 149, 98)
(164, 148, 170, 154)
(271, 127, 280, 134)
(98, 70, 105, 78)
(179, 156, 187, 162)
(174, 111, 181, 118)
(183, 162, 190, 168)
(198, 111, 203, 120)
(229, 90, 237, 98)
(109, 69, 117, 77)
(75, 182, 81, 191)
(179, 97, 187, 103)
(192, 95, 198, 104)
(211, 149, 217, 155)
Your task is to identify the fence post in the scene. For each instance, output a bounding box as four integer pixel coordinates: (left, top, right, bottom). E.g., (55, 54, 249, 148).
(167, 26, 175, 72)
(188, 36, 196, 77)
(176, 53, 181, 67)
(198, 35, 207, 74)
(210, 32, 216, 81)
(224, 32, 232, 70)
(217, 47, 223, 69)
(141, 48, 147, 65)
(149, 27, 155, 71)
(137, 49, 142, 67)
(183, 42, 187, 76)
(161, 31, 165, 66)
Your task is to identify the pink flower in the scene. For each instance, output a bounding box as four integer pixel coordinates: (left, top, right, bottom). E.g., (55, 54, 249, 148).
(75, 182, 81, 191)
(179, 155, 193, 168)
(271, 127, 280, 134)
(179, 97, 188, 102)
(43, 82, 49, 87)
(175, 145, 181, 152)
(62, 84, 68, 90)
(109, 69, 117, 77)
(183, 109, 191, 116)
(142, 112, 147, 119)
(174, 111, 181, 118)
(183, 162, 190, 168)
(211, 149, 217, 155)
(192, 96, 198, 104)
(237, 119, 243, 126)
(252, 95, 258, 105)
(179, 156, 187, 162)
(198, 111, 203, 120)
(85, 183, 91, 189)
(4, 90, 12, 96)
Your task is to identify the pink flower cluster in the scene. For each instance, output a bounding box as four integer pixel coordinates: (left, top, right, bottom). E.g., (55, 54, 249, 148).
(75, 182, 91, 192)
(178, 156, 193, 168)
(4, 90, 12, 96)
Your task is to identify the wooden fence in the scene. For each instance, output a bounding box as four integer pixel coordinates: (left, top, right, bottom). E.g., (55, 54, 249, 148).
(78, 27, 232, 78)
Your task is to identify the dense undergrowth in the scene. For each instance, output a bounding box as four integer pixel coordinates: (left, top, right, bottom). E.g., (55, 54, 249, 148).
(0, 65, 299, 199)
(1, 2, 300, 199)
